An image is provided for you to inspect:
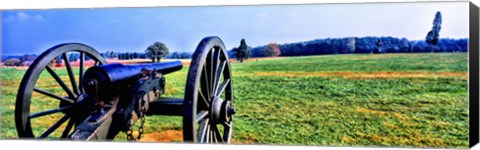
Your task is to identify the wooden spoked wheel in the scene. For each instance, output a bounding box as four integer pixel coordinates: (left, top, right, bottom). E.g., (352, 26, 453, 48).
(15, 43, 107, 139)
(183, 37, 235, 143)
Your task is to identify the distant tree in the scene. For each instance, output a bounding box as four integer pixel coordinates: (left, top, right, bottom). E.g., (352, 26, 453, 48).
(170, 52, 180, 59)
(146, 42, 169, 62)
(426, 11, 442, 52)
(373, 39, 383, 54)
(399, 38, 410, 52)
(55, 55, 63, 67)
(68, 53, 79, 62)
(85, 55, 91, 61)
(233, 39, 251, 63)
(4, 58, 21, 66)
(133, 52, 138, 59)
(264, 43, 281, 57)
(231, 47, 239, 58)
(19, 54, 37, 63)
(342, 38, 356, 53)
(110, 51, 116, 58)
(104, 52, 109, 59)
(180, 52, 192, 59)
(125, 52, 130, 60)
(121, 53, 126, 60)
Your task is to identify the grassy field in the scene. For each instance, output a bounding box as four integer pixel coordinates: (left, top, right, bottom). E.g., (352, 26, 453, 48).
(0, 53, 468, 148)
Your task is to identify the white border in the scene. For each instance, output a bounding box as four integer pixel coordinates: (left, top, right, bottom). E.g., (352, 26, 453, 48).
(0, 0, 477, 150)
(0, 0, 469, 10)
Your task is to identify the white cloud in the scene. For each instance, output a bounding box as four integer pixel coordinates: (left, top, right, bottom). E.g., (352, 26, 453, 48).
(5, 12, 44, 22)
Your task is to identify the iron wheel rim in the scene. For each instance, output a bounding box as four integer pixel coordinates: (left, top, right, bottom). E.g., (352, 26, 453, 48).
(15, 43, 107, 139)
(183, 37, 234, 143)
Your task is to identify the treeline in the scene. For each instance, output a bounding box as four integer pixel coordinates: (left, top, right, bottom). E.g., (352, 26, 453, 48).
(2, 51, 193, 67)
(67, 51, 191, 60)
(103, 51, 193, 60)
(51, 51, 150, 61)
(98, 51, 148, 60)
(249, 37, 468, 57)
(166, 52, 193, 59)
(2, 54, 37, 66)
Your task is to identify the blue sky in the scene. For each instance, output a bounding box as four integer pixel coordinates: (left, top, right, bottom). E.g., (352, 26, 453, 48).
(1, 1, 469, 55)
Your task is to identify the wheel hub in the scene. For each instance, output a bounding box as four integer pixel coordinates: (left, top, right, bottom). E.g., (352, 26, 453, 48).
(211, 97, 234, 123)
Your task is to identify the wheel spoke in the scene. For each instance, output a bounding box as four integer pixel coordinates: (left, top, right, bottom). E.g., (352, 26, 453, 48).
(28, 106, 72, 119)
(213, 61, 226, 96)
(209, 125, 214, 143)
(63, 53, 79, 95)
(45, 66, 76, 98)
(216, 79, 230, 97)
(213, 124, 224, 143)
(197, 118, 209, 143)
(201, 63, 211, 100)
(196, 111, 208, 123)
(211, 48, 221, 96)
(223, 122, 233, 143)
(39, 114, 70, 138)
(205, 50, 212, 98)
(205, 122, 210, 143)
(198, 91, 209, 108)
(61, 118, 75, 138)
(211, 124, 218, 143)
(33, 88, 75, 104)
(222, 121, 231, 128)
(79, 52, 85, 93)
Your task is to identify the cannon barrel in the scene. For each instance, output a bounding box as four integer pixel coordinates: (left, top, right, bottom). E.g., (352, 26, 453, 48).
(83, 61, 183, 98)
(85, 61, 182, 83)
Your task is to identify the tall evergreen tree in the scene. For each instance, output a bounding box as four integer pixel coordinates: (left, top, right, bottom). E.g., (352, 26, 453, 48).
(233, 39, 251, 63)
(426, 11, 442, 52)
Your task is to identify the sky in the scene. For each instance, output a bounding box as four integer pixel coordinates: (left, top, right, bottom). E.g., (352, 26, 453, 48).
(1, 1, 469, 55)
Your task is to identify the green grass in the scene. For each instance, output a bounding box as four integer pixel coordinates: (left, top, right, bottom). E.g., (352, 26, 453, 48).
(237, 53, 467, 72)
(0, 53, 469, 148)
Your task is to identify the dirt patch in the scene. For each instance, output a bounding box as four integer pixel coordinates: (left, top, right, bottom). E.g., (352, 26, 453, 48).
(250, 71, 467, 79)
(139, 129, 255, 144)
(140, 130, 183, 142)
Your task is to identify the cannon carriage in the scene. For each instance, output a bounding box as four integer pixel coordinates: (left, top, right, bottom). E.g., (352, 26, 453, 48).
(15, 36, 235, 143)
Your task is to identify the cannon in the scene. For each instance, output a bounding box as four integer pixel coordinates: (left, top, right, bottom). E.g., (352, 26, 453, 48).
(15, 36, 235, 143)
